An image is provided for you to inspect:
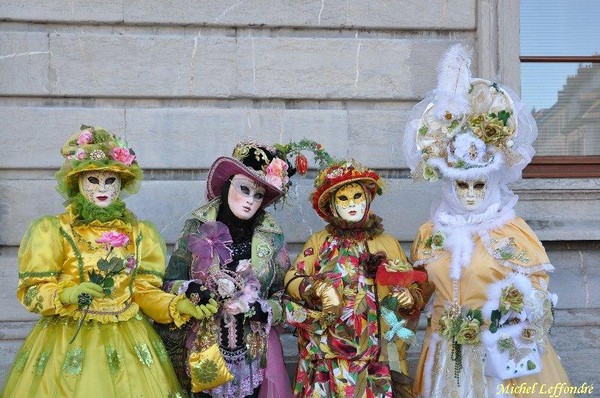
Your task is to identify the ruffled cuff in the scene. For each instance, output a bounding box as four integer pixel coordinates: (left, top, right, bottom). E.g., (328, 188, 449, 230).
(54, 279, 78, 317)
(168, 294, 191, 327)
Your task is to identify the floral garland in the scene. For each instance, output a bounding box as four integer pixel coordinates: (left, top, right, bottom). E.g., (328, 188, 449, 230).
(437, 306, 483, 381)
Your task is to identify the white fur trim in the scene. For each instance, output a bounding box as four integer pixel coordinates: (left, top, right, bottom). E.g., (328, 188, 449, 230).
(412, 253, 443, 268)
(434, 205, 515, 281)
(482, 273, 533, 322)
(422, 332, 440, 398)
(427, 151, 505, 181)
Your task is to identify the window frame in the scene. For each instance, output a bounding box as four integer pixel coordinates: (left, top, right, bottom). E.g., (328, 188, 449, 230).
(519, 51, 600, 179)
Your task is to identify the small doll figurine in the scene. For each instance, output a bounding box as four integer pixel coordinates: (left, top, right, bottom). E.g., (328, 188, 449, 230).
(1, 126, 214, 398)
(155, 141, 294, 398)
(284, 159, 426, 398)
(403, 45, 573, 397)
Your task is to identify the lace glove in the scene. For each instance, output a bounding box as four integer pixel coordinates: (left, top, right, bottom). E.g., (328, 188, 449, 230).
(246, 302, 269, 323)
(58, 282, 104, 305)
(176, 297, 219, 319)
(185, 281, 213, 306)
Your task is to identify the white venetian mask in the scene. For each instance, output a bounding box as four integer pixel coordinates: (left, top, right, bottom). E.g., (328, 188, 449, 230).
(227, 174, 265, 220)
(454, 179, 487, 211)
(78, 170, 122, 208)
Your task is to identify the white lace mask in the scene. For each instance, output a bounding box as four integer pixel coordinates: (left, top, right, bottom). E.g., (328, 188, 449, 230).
(78, 171, 122, 208)
(454, 179, 487, 211)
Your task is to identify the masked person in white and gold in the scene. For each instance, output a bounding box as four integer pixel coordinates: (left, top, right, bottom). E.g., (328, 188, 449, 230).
(403, 45, 572, 397)
(1, 126, 214, 398)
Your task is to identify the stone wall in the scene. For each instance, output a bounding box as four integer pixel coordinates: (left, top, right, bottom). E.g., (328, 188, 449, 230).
(1, 0, 598, 390)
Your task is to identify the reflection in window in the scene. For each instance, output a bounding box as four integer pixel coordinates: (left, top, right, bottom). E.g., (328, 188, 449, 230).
(520, 0, 600, 156)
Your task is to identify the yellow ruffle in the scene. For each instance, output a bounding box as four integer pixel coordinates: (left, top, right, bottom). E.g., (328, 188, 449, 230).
(168, 294, 191, 328)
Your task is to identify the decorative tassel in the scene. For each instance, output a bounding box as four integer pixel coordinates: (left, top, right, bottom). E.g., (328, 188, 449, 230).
(433, 44, 473, 120)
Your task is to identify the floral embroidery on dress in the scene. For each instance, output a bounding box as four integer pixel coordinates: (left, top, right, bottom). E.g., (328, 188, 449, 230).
(134, 343, 154, 367)
(63, 347, 85, 375)
(490, 237, 531, 263)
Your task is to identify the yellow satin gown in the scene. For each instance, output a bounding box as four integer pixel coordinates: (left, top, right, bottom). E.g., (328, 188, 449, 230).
(411, 217, 572, 398)
(1, 206, 189, 398)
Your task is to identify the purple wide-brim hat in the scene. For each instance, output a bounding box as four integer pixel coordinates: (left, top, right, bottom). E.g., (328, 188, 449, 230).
(206, 156, 284, 207)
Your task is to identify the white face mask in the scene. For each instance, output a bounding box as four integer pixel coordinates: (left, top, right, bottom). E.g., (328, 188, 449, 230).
(78, 171, 122, 208)
(333, 183, 367, 222)
(454, 179, 487, 211)
(227, 174, 266, 220)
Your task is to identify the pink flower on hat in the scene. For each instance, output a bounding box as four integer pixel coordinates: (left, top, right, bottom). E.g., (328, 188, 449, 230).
(265, 158, 289, 189)
(77, 130, 93, 145)
(109, 147, 136, 166)
(75, 148, 86, 160)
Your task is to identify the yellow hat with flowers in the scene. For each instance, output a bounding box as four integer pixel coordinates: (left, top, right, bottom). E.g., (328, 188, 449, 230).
(55, 125, 143, 199)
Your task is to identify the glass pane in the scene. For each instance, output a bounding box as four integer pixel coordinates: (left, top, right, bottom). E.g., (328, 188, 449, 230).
(521, 63, 600, 156)
(521, 0, 600, 56)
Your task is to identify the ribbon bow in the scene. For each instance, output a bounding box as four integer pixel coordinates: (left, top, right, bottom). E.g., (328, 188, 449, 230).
(381, 307, 416, 344)
(188, 221, 233, 276)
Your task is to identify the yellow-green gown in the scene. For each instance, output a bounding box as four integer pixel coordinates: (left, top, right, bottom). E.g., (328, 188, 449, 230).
(1, 205, 190, 398)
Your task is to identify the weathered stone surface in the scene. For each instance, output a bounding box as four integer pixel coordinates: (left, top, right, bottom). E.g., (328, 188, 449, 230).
(0, 107, 125, 168)
(37, 32, 472, 99)
(0, 32, 50, 95)
(0, 252, 39, 322)
(124, 0, 475, 29)
(0, 0, 125, 22)
(48, 33, 238, 97)
(126, 108, 349, 168)
(348, 108, 413, 168)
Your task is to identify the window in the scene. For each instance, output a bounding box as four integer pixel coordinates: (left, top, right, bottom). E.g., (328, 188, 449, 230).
(520, 0, 600, 177)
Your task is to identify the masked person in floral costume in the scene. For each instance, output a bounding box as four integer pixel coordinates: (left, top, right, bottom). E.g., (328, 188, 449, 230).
(403, 45, 572, 397)
(284, 159, 426, 398)
(1, 126, 214, 398)
(155, 141, 293, 398)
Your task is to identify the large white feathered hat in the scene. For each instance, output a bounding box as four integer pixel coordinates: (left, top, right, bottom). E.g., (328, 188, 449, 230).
(403, 44, 537, 184)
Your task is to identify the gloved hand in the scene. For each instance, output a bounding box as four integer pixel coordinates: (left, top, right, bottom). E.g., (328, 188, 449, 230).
(392, 287, 415, 310)
(304, 279, 342, 326)
(59, 282, 104, 305)
(185, 281, 212, 306)
(246, 302, 269, 323)
(176, 297, 219, 320)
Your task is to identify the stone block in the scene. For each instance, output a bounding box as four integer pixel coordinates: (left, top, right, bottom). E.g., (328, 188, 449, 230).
(48, 33, 238, 97)
(0, 32, 50, 95)
(0, 252, 39, 322)
(0, 107, 125, 168)
(347, 108, 413, 168)
(125, 108, 348, 168)
(124, 0, 475, 29)
(0, 0, 124, 22)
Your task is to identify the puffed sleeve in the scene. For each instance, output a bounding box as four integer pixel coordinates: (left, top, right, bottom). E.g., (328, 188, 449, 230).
(162, 218, 202, 294)
(283, 232, 328, 333)
(16, 216, 77, 316)
(283, 232, 321, 301)
(131, 221, 190, 326)
(263, 233, 291, 325)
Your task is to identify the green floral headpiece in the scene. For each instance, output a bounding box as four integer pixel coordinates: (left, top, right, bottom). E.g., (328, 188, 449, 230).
(55, 125, 143, 199)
